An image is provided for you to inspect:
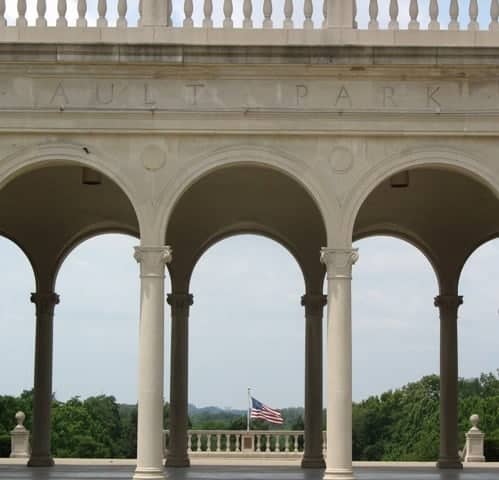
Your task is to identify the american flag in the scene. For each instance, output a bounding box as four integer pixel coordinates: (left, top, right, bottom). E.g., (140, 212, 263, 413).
(250, 397, 284, 425)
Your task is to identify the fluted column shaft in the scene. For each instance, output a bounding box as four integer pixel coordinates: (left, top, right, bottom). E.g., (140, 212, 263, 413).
(166, 293, 193, 467)
(435, 294, 463, 470)
(321, 248, 358, 480)
(133, 246, 172, 480)
(301, 293, 326, 468)
(28, 293, 59, 467)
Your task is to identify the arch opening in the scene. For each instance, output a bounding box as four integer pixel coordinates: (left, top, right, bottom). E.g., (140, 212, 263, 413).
(351, 235, 440, 460)
(188, 234, 306, 418)
(165, 164, 327, 293)
(352, 165, 499, 290)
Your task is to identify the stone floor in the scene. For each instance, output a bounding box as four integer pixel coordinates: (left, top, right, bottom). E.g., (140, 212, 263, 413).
(1, 465, 499, 480)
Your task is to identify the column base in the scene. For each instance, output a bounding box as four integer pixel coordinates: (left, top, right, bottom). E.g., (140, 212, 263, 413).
(437, 457, 463, 469)
(133, 467, 167, 480)
(165, 455, 190, 468)
(323, 467, 356, 480)
(301, 455, 326, 468)
(27, 456, 54, 467)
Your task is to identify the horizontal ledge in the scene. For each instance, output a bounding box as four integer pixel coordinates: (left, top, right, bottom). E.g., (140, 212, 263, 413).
(1, 27, 499, 48)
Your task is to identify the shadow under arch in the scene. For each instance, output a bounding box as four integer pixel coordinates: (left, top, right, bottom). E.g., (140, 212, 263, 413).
(0, 142, 145, 236)
(343, 147, 499, 246)
(159, 145, 332, 244)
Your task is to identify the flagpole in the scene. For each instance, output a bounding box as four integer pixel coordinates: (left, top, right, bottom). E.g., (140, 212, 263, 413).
(247, 387, 251, 432)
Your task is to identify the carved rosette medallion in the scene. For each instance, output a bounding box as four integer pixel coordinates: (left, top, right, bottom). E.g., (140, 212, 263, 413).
(301, 294, 327, 317)
(141, 145, 167, 172)
(320, 248, 359, 279)
(329, 146, 354, 174)
(31, 292, 60, 317)
(134, 246, 172, 278)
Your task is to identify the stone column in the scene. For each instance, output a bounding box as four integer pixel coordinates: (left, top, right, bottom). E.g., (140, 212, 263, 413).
(28, 292, 59, 467)
(321, 248, 358, 480)
(435, 294, 463, 470)
(301, 293, 327, 469)
(166, 293, 193, 467)
(133, 246, 172, 480)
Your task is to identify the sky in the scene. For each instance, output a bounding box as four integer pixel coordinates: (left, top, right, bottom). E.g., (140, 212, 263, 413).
(1, 1, 493, 29)
(0, 233, 498, 409)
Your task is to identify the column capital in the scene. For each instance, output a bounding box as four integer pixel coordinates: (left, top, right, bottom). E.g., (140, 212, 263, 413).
(320, 248, 358, 279)
(134, 246, 172, 278)
(301, 294, 327, 316)
(31, 292, 60, 316)
(434, 295, 463, 310)
(167, 293, 194, 309)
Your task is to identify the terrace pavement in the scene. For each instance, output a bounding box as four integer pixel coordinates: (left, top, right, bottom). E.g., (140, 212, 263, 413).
(1, 459, 499, 480)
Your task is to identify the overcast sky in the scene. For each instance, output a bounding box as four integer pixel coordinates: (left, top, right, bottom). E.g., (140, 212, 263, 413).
(0, 233, 498, 409)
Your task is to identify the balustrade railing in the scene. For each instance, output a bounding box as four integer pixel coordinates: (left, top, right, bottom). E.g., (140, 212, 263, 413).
(163, 430, 312, 455)
(1, 1, 499, 45)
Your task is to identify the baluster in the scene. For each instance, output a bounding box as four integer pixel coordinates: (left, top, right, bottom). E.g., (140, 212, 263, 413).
(428, 0, 439, 30)
(266, 434, 271, 452)
(285, 434, 290, 452)
(275, 434, 280, 453)
(263, 0, 272, 28)
(491, 0, 499, 30)
(184, 0, 193, 27)
(216, 434, 221, 452)
(203, 0, 212, 27)
(77, 0, 87, 27)
(187, 433, 192, 452)
(449, 0, 459, 30)
(368, 0, 378, 30)
(57, 0, 67, 27)
(243, 0, 252, 27)
(17, 0, 27, 27)
(389, 0, 398, 29)
(283, 0, 293, 28)
(296, 434, 300, 452)
(206, 433, 211, 452)
(468, 0, 478, 30)
(117, 0, 127, 28)
(225, 433, 230, 452)
(254, 434, 259, 452)
(36, 0, 46, 27)
(303, 0, 312, 29)
(223, 0, 233, 28)
(97, 0, 107, 27)
(0, 0, 5, 27)
(408, 0, 419, 29)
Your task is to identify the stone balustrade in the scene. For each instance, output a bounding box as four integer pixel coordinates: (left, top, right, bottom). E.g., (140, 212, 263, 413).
(0, 1, 499, 46)
(164, 429, 324, 456)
